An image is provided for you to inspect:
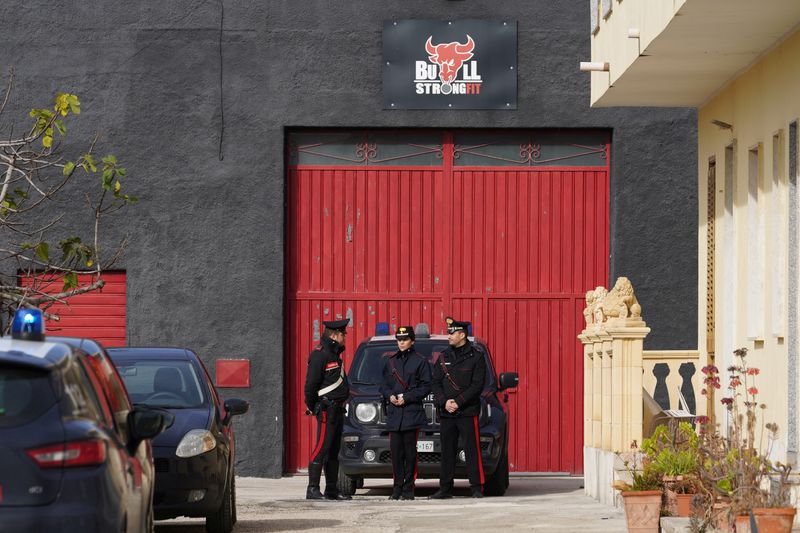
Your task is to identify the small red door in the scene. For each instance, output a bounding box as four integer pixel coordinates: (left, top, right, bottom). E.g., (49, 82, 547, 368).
(19, 272, 127, 347)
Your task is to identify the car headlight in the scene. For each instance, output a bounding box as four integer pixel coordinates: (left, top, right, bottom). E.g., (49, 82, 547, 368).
(355, 402, 378, 423)
(176, 429, 217, 458)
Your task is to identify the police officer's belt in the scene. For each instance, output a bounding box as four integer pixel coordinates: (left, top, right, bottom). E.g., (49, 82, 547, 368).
(318, 367, 344, 396)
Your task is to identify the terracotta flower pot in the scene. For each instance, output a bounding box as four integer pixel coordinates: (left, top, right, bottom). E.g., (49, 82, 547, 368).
(674, 493, 693, 517)
(733, 508, 796, 533)
(621, 490, 662, 533)
(713, 501, 733, 533)
(753, 508, 795, 533)
(735, 514, 754, 533)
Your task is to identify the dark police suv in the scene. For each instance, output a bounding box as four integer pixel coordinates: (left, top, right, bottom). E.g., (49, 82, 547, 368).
(0, 309, 172, 533)
(338, 323, 518, 496)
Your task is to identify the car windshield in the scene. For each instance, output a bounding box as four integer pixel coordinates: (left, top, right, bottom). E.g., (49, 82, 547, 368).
(112, 359, 207, 408)
(349, 340, 496, 389)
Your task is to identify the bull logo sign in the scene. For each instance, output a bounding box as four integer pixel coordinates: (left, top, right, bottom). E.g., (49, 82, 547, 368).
(416, 35, 482, 95)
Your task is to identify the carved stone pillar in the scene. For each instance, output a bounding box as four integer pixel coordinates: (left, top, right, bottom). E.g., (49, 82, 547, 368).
(601, 332, 613, 450)
(606, 319, 649, 450)
(592, 334, 603, 448)
(611, 335, 624, 452)
(579, 333, 594, 447)
(579, 278, 650, 507)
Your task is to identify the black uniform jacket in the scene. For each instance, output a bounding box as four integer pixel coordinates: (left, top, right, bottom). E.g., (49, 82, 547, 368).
(378, 348, 432, 432)
(431, 341, 486, 418)
(304, 336, 350, 412)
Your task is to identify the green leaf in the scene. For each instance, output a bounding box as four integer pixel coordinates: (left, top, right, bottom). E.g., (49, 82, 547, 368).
(102, 154, 117, 165)
(67, 94, 80, 115)
(63, 161, 75, 176)
(114, 180, 121, 193)
(14, 188, 28, 199)
(54, 119, 66, 136)
(20, 242, 33, 251)
(84, 154, 97, 173)
(62, 272, 78, 291)
(35, 242, 49, 263)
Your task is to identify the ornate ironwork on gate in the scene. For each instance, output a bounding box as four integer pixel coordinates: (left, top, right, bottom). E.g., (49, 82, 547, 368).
(453, 131, 608, 167)
(288, 131, 443, 166)
(288, 130, 609, 167)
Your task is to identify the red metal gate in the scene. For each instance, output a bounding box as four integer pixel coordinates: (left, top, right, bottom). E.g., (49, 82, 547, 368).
(285, 131, 609, 474)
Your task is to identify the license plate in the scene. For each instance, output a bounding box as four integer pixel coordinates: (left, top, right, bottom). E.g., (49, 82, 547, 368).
(417, 440, 433, 452)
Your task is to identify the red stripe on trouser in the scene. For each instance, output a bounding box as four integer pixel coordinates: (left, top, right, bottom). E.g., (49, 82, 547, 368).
(413, 428, 419, 481)
(310, 411, 327, 461)
(473, 416, 485, 485)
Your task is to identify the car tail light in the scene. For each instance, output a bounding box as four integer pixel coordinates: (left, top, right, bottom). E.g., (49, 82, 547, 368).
(26, 440, 107, 468)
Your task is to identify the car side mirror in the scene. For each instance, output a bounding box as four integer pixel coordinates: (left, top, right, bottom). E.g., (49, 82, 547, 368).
(222, 398, 250, 425)
(498, 372, 519, 391)
(128, 408, 174, 448)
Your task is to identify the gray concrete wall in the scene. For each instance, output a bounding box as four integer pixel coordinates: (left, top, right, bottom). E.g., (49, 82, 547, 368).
(0, 0, 697, 476)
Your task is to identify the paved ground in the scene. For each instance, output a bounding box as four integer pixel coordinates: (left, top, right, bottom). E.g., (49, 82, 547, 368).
(155, 475, 626, 532)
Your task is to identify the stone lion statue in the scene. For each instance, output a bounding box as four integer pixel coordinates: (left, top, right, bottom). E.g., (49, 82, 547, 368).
(583, 286, 608, 327)
(598, 277, 641, 321)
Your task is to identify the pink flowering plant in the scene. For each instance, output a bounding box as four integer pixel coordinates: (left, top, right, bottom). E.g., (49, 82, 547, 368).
(692, 347, 791, 527)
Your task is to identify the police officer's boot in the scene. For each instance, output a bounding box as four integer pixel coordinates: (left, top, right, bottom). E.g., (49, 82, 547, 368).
(306, 463, 324, 500)
(323, 460, 351, 500)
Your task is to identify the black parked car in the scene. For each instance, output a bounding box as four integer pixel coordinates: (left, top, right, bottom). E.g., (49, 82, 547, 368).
(338, 323, 518, 496)
(108, 347, 249, 533)
(0, 310, 172, 533)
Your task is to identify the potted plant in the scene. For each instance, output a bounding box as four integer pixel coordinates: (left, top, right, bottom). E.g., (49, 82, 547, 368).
(693, 348, 796, 533)
(641, 421, 700, 517)
(614, 443, 664, 533)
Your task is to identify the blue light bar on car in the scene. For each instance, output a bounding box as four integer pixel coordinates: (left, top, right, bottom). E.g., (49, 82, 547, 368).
(11, 308, 45, 341)
(375, 322, 390, 335)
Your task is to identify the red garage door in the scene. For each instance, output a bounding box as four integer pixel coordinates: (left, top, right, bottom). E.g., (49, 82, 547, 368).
(19, 272, 127, 347)
(286, 131, 609, 474)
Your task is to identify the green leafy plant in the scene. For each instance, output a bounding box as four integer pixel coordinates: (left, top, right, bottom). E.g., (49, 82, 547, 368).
(643, 422, 699, 475)
(614, 442, 664, 492)
(690, 347, 793, 532)
(0, 68, 136, 327)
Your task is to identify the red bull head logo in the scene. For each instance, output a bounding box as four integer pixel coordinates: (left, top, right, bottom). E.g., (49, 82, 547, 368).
(425, 35, 475, 90)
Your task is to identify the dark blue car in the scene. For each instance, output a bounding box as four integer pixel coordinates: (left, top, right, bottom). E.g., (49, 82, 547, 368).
(107, 348, 249, 533)
(0, 311, 172, 533)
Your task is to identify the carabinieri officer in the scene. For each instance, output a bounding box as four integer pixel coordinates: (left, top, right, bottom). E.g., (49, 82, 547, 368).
(429, 317, 487, 499)
(303, 318, 351, 500)
(379, 325, 431, 500)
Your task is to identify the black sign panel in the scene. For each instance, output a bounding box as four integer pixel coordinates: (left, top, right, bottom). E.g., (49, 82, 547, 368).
(383, 20, 517, 110)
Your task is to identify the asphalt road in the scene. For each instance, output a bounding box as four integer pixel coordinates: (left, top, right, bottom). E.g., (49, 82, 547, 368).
(155, 475, 627, 532)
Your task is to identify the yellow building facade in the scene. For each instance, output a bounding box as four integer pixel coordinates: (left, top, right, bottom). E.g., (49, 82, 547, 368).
(589, 0, 800, 464)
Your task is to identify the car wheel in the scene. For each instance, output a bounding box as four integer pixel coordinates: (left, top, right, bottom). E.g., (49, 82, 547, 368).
(145, 505, 154, 533)
(206, 476, 234, 533)
(231, 474, 237, 525)
(483, 446, 509, 497)
(337, 468, 356, 496)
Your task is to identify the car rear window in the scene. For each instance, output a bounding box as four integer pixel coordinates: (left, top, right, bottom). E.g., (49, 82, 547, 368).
(0, 365, 56, 428)
(113, 359, 207, 408)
